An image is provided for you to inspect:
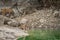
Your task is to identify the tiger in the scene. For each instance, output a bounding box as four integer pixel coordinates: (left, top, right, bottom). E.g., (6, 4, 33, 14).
(0, 8, 14, 18)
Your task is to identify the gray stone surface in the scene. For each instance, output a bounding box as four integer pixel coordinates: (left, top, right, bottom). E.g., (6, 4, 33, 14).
(0, 15, 29, 40)
(0, 26, 29, 40)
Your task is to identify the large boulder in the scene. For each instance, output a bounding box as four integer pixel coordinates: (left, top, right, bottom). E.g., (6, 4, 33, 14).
(0, 15, 20, 27)
(0, 26, 29, 40)
(6, 19, 20, 27)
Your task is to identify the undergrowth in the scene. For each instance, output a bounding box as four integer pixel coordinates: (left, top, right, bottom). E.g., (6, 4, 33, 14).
(17, 29, 60, 40)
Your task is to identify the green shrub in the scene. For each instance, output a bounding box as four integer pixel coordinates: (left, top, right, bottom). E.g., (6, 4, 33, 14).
(17, 29, 60, 40)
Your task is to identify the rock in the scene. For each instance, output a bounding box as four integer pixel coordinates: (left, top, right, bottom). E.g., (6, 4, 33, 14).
(0, 26, 29, 40)
(4, 19, 20, 27)
(0, 15, 29, 40)
(20, 18, 28, 24)
(0, 15, 20, 27)
(0, 15, 11, 25)
(53, 10, 60, 18)
(39, 18, 47, 23)
(12, 9, 20, 17)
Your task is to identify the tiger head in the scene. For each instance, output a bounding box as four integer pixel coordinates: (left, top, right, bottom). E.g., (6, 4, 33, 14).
(0, 8, 14, 18)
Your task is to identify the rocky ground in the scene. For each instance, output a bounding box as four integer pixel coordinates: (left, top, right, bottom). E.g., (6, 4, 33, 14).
(15, 8, 60, 30)
(0, 8, 60, 40)
(0, 7, 60, 40)
(0, 26, 28, 40)
(0, 0, 60, 40)
(0, 15, 29, 40)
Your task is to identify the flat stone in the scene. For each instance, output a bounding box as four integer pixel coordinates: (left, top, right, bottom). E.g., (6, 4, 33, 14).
(0, 26, 29, 40)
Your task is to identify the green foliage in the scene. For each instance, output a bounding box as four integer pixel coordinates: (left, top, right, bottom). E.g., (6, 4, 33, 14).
(17, 29, 60, 40)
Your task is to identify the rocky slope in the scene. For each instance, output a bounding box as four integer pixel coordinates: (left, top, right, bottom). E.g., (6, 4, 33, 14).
(0, 26, 29, 40)
(0, 0, 60, 40)
(0, 15, 29, 40)
(15, 9, 60, 30)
